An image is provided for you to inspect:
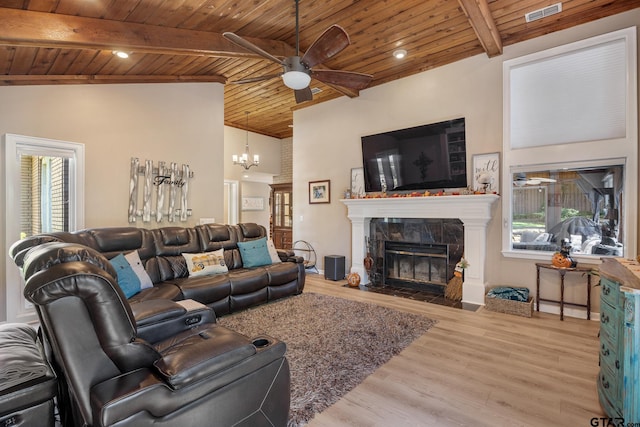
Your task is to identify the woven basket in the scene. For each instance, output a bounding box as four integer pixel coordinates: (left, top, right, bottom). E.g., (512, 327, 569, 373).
(485, 295, 534, 318)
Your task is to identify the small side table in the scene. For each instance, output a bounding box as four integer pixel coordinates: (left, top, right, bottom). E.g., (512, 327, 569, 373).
(535, 263, 593, 320)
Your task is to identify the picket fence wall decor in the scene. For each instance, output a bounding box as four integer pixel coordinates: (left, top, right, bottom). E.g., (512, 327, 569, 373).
(128, 157, 194, 223)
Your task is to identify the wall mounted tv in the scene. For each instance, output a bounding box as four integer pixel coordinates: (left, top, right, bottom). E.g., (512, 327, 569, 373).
(360, 118, 467, 193)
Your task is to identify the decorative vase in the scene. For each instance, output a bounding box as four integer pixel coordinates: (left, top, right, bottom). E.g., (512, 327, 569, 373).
(347, 272, 361, 288)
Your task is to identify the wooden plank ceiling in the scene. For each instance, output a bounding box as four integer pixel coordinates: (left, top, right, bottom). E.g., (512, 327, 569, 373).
(0, 0, 638, 139)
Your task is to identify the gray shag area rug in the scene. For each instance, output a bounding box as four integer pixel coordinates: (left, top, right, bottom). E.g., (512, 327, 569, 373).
(217, 292, 437, 426)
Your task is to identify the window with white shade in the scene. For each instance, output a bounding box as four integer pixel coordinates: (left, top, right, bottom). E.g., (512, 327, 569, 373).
(502, 27, 637, 260)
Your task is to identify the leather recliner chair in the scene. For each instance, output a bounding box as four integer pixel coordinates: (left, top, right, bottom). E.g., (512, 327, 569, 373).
(20, 242, 290, 427)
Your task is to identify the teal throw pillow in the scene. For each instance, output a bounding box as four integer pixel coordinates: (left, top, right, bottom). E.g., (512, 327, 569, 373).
(110, 253, 141, 298)
(237, 237, 272, 268)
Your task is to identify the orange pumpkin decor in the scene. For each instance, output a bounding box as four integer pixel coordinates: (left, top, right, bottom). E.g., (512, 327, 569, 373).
(347, 272, 361, 287)
(552, 238, 577, 268)
(551, 251, 576, 268)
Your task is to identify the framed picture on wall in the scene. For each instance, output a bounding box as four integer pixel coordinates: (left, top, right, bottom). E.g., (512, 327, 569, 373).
(241, 196, 264, 211)
(309, 180, 331, 204)
(472, 152, 500, 194)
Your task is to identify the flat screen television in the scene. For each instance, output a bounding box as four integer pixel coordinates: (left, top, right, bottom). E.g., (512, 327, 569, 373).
(360, 118, 467, 193)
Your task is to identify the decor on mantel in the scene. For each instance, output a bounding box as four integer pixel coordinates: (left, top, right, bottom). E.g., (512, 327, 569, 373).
(472, 152, 500, 194)
(128, 157, 194, 223)
(232, 112, 260, 170)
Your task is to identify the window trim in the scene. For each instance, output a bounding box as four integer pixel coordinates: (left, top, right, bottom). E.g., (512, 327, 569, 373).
(501, 27, 637, 260)
(4, 133, 85, 323)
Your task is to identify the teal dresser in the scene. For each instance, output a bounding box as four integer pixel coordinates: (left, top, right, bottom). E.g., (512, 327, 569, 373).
(598, 258, 640, 423)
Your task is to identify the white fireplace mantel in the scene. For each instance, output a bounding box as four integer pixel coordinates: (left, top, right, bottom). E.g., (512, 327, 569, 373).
(341, 194, 500, 305)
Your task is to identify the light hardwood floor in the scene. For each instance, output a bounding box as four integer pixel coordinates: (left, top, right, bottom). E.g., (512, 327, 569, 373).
(304, 274, 605, 427)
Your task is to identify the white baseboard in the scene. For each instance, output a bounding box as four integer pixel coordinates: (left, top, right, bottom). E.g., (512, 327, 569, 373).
(537, 301, 599, 321)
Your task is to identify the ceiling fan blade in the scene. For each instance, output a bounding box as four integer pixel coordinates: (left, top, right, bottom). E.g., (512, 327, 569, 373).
(223, 32, 284, 65)
(311, 69, 373, 90)
(294, 87, 313, 104)
(230, 73, 283, 84)
(530, 177, 557, 183)
(301, 25, 350, 68)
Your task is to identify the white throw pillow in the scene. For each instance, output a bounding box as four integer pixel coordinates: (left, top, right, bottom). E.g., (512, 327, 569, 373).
(182, 249, 228, 277)
(266, 239, 282, 264)
(124, 250, 154, 289)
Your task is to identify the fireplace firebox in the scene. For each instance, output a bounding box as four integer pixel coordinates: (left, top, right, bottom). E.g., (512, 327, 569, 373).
(384, 241, 450, 293)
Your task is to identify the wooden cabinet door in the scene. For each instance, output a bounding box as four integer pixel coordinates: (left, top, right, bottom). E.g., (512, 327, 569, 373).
(270, 183, 292, 249)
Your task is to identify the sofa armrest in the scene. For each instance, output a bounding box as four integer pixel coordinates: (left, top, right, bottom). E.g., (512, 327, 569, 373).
(276, 249, 294, 260)
(131, 299, 216, 344)
(276, 249, 304, 264)
(153, 325, 256, 390)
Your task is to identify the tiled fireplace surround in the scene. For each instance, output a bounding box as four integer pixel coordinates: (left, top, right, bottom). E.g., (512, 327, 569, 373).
(342, 195, 499, 304)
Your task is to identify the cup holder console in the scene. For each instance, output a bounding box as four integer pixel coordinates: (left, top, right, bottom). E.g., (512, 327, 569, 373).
(252, 338, 270, 348)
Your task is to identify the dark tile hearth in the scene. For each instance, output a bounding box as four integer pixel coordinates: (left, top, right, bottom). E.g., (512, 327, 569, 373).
(343, 283, 480, 312)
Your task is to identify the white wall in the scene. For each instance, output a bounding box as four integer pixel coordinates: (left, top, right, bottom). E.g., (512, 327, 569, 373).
(0, 82, 225, 322)
(293, 9, 640, 315)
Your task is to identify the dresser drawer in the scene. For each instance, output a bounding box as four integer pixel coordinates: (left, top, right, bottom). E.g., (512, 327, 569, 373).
(600, 300, 619, 344)
(600, 277, 620, 307)
(599, 328, 620, 375)
(599, 363, 619, 402)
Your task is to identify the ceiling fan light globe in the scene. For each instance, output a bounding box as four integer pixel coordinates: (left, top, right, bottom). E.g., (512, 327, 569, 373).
(282, 71, 311, 90)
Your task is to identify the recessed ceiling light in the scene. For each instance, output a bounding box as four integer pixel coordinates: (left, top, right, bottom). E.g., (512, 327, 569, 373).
(113, 51, 129, 59)
(393, 49, 407, 59)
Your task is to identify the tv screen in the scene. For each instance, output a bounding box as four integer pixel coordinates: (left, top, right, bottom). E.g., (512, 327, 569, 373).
(360, 118, 467, 193)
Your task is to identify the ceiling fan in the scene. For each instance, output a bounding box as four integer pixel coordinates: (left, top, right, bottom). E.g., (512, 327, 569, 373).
(513, 173, 557, 186)
(223, 0, 373, 104)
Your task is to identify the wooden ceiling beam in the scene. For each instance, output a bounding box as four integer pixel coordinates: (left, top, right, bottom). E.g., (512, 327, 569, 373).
(0, 7, 294, 59)
(0, 74, 227, 86)
(0, 7, 359, 98)
(457, 0, 503, 57)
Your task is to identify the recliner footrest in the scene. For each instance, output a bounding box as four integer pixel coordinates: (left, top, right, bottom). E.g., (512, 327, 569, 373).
(153, 324, 256, 390)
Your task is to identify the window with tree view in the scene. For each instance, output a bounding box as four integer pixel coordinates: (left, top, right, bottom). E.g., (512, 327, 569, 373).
(511, 164, 624, 257)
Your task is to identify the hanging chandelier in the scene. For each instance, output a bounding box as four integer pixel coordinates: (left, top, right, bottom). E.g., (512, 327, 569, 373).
(232, 112, 259, 170)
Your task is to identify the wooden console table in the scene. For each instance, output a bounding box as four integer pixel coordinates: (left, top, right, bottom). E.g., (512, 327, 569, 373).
(535, 263, 593, 320)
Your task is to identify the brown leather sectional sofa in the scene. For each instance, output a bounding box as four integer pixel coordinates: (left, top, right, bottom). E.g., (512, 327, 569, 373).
(7, 222, 301, 426)
(11, 222, 305, 318)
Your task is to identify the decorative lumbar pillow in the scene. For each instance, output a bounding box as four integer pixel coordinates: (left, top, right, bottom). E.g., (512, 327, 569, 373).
(266, 239, 282, 264)
(237, 237, 272, 268)
(124, 250, 153, 289)
(110, 253, 141, 298)
(182, 249, 228, 277)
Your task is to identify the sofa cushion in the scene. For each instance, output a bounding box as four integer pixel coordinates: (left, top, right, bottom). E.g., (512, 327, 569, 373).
(170, 274, 232, 306)
(237, 237, 272, 268)
(182, 249, 228, 277)
(110, 253, 142, 298)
